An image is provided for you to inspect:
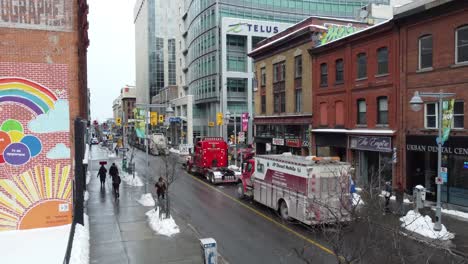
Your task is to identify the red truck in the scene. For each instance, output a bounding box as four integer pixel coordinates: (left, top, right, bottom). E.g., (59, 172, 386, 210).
(186, 137, 241, 184)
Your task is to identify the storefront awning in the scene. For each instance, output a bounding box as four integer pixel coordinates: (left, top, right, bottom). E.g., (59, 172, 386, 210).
(312, 129, 395, 135)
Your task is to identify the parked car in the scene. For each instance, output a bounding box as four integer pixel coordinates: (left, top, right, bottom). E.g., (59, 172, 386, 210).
(91, 137, 99, 145)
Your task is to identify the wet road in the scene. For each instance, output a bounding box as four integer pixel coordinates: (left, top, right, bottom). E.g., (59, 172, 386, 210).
(130, 149, 335, 264)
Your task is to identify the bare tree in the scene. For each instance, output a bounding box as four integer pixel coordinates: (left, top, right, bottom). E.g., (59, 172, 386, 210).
(158, 153, 178, 219)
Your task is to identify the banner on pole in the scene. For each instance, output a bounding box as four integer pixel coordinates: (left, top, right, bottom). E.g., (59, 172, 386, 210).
(241, 112, 249, 132)
(441, 99, 455, 144)
(134, 108, 146, 138)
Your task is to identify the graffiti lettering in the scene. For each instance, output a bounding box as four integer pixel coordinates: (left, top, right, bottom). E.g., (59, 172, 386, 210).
(0, 0, 71, 31)
(318, 23, 361, 46)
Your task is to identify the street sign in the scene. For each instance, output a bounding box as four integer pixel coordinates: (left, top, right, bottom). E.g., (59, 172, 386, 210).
(238, 132, 245, 143)
(435, 176, 443, 185)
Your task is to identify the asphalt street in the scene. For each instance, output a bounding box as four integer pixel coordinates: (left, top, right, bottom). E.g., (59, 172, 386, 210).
(130, 148, 336, 264)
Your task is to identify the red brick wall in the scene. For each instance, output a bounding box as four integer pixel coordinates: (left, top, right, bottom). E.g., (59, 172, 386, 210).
(312, 29, 398, 130)
(398, 5, 468, 187)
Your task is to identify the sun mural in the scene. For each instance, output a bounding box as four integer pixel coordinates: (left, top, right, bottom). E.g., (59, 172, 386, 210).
(0, 73, 72, 231)
(0, 164, 72, 230)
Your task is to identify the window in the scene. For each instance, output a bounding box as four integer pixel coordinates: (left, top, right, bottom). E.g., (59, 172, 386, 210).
(357, 99, 367, 125)
(295, 56, 302, 78)
(261, 67, 266, 86)
(357, 53, 367, 79)
(456, 26, 468, 64)
(419, 35, 433, 69)
(335, 101, 344, 126)
(273, 62, 285, 83)
(335, 59, 343, 83)
(295, 89, 302, 113)
(377, 47, 389, 75)
(320, 63, 328, 86)
(453, 101, 464, 129)
(425, 103, 437, 129)
(261, 94, 266, 113)
(320, 102, 328, 126)
(377, 96, 388, 125)
(227, 78, 247, 93)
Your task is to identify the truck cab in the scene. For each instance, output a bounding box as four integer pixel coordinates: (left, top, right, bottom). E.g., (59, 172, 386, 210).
(238, 158, 255, 198)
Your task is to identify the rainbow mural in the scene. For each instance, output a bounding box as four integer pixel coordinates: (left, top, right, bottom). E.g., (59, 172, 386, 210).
(0, 78, 58, 115)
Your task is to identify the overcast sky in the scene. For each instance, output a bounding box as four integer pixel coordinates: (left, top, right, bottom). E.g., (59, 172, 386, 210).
(88, 0, 136, 122)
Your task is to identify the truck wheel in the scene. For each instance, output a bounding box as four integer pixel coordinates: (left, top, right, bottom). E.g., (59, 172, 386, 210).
(209, 173, 215, 184)
(237, 183, 245, 199)
(279, 200, 290, 221)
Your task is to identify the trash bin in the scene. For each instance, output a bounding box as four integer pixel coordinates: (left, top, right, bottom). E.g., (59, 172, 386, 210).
(200, 238, 217, 264)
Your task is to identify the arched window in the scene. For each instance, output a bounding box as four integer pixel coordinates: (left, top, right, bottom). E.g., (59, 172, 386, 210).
(377, 47, 389, 75)
(357, 53, 367, 79)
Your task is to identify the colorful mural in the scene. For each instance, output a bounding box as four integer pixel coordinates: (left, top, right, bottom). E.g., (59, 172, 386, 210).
(317, 23, 363, 46)
(0, 63, 71, 231)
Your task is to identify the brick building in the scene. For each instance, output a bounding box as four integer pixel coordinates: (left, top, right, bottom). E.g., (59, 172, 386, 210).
(0, 0, 89, 230)
(309, 21, 398, 187)
(396, 0, 468, 206)
(249, 17, 367, 156)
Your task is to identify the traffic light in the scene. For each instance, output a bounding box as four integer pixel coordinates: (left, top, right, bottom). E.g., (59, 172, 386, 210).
(150, 112, 158, 126)
(159, 114, 164, 123)
(116, 118, 121, 126)
(216, 112, 223, 125)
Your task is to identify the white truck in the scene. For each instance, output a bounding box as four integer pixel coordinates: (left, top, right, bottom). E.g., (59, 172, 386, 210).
(149, 133, 168, 155)
(238, 153, 353, 224)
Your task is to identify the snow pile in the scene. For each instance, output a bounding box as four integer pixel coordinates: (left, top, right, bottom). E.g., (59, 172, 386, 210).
(137, 193, 156, 207)
(146, 208, 180, 237)
(70, 214, 90, 264)
(400, 210, 454, 241)
(83, 144, 89, 165)
(86, 171, 90, 185)
(121, 172, 144, 187)
(355, 187, 363, 192)
(169, 148, 180, 154)
(390, 195, 412, 204)
(84, 191, 89, 202)
(108, 153, 117, 158)
(352, 193, 364, 206)
(0, 224, 70, 263)
(436, 208, 468, 220)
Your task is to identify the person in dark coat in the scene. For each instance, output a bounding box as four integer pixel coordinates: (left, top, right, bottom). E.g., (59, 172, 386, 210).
(384, 181, 392, 213)
(155, 177, 167, 201)
(109, 163, 118, 179)
(111, 171, 121, 199)
(97, 164, 107, 188)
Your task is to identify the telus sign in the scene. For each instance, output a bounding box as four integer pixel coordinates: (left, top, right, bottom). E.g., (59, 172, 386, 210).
(227, 22, 279, 34)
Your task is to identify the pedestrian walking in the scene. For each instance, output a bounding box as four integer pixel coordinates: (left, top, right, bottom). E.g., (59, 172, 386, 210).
(115, 145, 119, 156)
(97, 164, 107, 188)
(109, 163, 118, 179)
(395, 181, 405, 215)
(155, 177, 167, 201)
(111, 171, 121, 199)
(384, 181, 392, 213)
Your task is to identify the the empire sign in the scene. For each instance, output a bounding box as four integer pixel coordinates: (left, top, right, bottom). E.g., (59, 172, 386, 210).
(0, 0, 72, 31)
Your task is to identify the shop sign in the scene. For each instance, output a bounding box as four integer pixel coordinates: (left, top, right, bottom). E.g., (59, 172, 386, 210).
(349, 136, 392, 152)
(406, 144, 468, 156)
(285, 138, 301, 148)
(272, 138, 284, 146)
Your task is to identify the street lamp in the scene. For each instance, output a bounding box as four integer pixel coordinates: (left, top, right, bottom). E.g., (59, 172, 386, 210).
(136, 103, 173, 193)
(225, 111, 238, 167)
(409, 91, 455, 231)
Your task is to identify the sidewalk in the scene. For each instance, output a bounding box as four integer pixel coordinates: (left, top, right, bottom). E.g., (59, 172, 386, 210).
(384, 194, 468, 257)
(87, 146, 202, 264)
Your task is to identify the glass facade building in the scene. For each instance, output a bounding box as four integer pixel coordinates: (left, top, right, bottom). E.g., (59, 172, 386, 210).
(182, 0, 388, 140)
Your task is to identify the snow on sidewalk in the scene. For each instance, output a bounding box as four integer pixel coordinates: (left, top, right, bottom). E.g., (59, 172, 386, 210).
(121, 171, 144, 187)
(146, 208, 180, 237)
(137, 193, 156, 207)
(400, 210, 454, 241)
(352, 193, 364, 206)
(0, 224, 71, 264)
(70, 214, 90, 264)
